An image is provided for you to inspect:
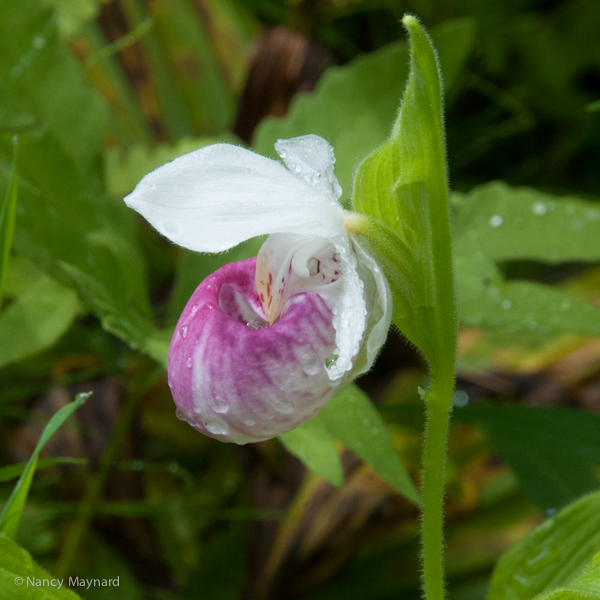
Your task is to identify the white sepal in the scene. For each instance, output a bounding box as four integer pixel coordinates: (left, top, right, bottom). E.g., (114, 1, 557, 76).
(124, 143, 345, 253)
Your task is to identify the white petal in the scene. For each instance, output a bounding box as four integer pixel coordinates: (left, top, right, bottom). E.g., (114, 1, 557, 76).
(124, 142, 344, 252)
(256, 231, 367, 381)
(350, 236, 393, 376)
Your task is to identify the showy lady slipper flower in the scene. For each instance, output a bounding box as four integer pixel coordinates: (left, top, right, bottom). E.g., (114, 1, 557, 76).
(125, 135, 391, 444)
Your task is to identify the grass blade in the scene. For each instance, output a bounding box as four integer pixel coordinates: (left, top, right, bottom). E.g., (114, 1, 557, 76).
(0, 392, 91, 539)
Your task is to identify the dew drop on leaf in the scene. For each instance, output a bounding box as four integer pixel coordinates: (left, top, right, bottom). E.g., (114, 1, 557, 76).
(488, 214, 503, 228)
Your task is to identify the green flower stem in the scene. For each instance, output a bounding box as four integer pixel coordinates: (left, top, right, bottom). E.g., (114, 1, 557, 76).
(421, 373, 454, 600)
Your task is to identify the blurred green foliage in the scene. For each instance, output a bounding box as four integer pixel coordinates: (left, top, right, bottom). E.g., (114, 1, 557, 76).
(1, 0, 600, 598)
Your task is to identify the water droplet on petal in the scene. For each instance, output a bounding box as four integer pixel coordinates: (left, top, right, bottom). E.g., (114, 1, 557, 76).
(301, 354, 321, 376)
(489, 215, 503, 228)
(502, 300, 513, 310)
(247, 319, 268, 330)
(181, 325, 188, 338)
(204, 417, 227, 435)
(532, 201, 547, 216)
(175, 409, 187, 422)
(325, 354, 339, 368)
(243, 416, 255, 427)
(213, 396, 228, 413)
(232, 434, 250, 445)
(185, 357, 192, 368)
(274, 399, 294, 414)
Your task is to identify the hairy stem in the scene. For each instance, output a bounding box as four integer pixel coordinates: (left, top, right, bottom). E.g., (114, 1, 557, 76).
(421, 374, 454, 600)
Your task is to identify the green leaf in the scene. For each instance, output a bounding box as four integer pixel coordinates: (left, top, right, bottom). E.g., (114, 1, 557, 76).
(534, 552, 600, 600)
(58, 261, 152, 352)
(0, 0, 106, 170)
(453, 182, 600, 263)
(456, 256, 600, 335)
(0, 132, 153, 355)
(488, 490, 600, 600)
(319, 384, 419, 503)
(0, 392, 90, 539)
(0, 0, 158, 357)
(0, 136, 18, 305)
(0, 256, 81, 368)
(455, 404, 600, 510)
(254, 18, 475, 200)
(0, 532, 81, 598)
(279, 413, 344, 488)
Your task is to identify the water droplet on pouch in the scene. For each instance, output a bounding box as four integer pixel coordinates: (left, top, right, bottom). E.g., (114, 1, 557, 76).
(175, 409, 187, 422)
(243, 416, 255, 427)
(489, 214, 503, 228)
(181, 325, 188, 338)
(204, 417, 227, 435)
(274, 399, 294, 414)
(301, 354, 321, 376)
(185, 357, 192, 368)
(233, 433, 250, 445)
(247, 319, 268, 330)
(213, 396, 228, 413)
